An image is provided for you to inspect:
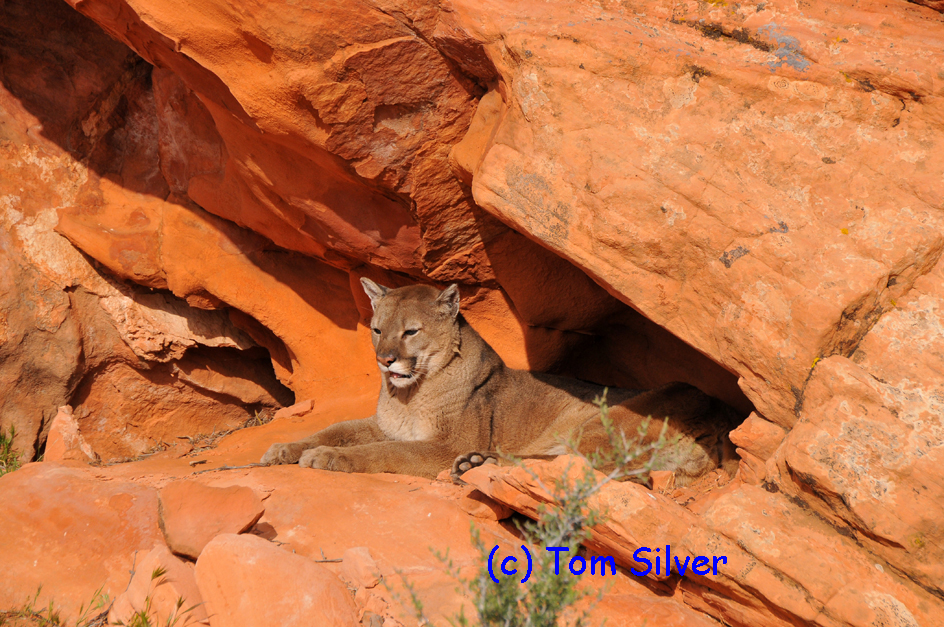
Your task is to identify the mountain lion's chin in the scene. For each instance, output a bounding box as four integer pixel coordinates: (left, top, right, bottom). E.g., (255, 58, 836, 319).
(388, 372, 415, 388)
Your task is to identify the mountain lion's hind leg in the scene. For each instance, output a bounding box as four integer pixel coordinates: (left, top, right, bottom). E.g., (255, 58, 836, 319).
(450, 452, 499, 483)
(450, 451, 565, 483)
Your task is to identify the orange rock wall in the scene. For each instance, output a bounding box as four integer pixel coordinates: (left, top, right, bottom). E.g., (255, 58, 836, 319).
(1, 0, 943, 623)
(1, 0, 752, 460)
(0, 0, 300, 460)
(50, 0, 754, 406)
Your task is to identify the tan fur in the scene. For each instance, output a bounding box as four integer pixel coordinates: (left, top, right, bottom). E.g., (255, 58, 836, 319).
(261, 280, 741, 485)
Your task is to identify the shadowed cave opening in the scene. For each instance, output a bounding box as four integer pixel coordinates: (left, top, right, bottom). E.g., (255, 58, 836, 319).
(62, 342, 296, 464)
(50, 280, 297, 463)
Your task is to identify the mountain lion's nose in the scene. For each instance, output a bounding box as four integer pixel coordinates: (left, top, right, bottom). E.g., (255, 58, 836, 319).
(379, 354, 396, 367)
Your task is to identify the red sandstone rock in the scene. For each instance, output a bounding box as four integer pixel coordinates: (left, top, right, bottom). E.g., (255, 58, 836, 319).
(67, 283, 277, 462)
(170, 346, 292, 406)
(456, 488, 514, 521)
(0, 463, 163, 623)
(728, 411, 786, 484)
(158, 480, 264, 559)
(339, 546, 381, 589)
(3, 0, 944, 624)
(43, 406, 96, 464)
(238, 467, 512, 623)
(734, 449, 767, 486)
(357, 591, 389, 626)
(204, 463, 707, 626)
(751, 254, 944, 596)
(108, 545, 207, 627)
(777, 354, 944, 592)
(728, 412, 786, 462)
(0, 435, 798, 627)
(453, 0, 944, 432)
(649, 470, 676, 493)
(57, 183, 381, 401)
(0, 136, 85, 460)
(464, 457, 944, 627)
(94, 287, 256, 364)
(0, 0, 298, 464)
(273, 399, 314, 421)
(590, 594, 719, 627)
(195, 534, 358, 627)
(72, 362, 254, 462)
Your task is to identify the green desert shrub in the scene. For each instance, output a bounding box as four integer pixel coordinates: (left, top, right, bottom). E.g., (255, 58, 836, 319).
(0, 425, 21, 478)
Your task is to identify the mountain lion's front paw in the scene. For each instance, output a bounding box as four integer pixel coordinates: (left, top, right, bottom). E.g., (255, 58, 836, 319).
(261, 442, 304, 465)
(450, 452, 498, 483)
(299, 446, 356, 472)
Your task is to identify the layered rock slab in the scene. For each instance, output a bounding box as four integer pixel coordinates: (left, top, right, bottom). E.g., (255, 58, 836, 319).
(158, 480, 264, 559)
(462, 457, 944, 627)
(772, 250, 944, 594)
(59, 0, 493, 283)
(57, 182, 380, 402)
(0, 450, 714, 627)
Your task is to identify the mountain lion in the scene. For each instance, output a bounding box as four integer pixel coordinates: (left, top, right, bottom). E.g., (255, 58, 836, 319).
(261, 279, 740, 485)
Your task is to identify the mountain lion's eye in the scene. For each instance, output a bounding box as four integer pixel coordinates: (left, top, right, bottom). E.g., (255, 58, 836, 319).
(403, 329, 419, 337)
(372, 328, 381, 335)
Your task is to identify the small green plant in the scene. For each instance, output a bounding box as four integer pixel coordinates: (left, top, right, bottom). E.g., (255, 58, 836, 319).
(0, 565, 197, 627)
(74, 587, 109, 627)
(399, 392, 672, 626)
(111, 567, 200, 627)
(0, 425, 21, 477)
(0, 585, 109, 627)
(0, 586, 62, 627)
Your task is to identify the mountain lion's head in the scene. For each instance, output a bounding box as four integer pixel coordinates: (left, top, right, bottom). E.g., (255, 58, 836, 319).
(360, 278, 461, 389)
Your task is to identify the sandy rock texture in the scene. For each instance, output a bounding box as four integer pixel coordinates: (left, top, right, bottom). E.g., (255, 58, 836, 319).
(1, 0, 942, 624)
(0, 416, 716, 627)
(0, 463, 164, 615)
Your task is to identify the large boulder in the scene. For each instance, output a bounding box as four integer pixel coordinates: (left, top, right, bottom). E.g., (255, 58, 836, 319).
(0, 464, 163, 617)
(1, 0, 942, 623)
(194, 534, 358, 627)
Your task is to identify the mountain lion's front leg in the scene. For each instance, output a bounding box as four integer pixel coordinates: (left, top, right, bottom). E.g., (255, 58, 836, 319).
(260, 418, 386, 465)
(299, 440, 460, 478)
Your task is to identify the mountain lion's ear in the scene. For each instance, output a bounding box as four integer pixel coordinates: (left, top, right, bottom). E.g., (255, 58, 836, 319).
(437, 284, 460, 319)
(360, 277, 389, 309)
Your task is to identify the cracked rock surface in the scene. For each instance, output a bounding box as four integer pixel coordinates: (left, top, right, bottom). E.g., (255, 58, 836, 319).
(1, 0, 943, 624)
